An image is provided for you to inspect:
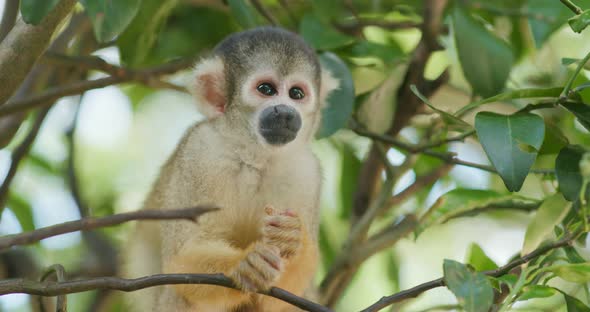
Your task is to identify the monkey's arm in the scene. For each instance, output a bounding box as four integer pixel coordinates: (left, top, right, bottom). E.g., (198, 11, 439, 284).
(162, 224, 285, 309)
(260, 228, 319, 311)
(163, 238, 253, 308)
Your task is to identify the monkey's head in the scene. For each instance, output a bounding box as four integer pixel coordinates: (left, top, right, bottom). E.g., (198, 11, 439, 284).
(190, 27, 339, 148)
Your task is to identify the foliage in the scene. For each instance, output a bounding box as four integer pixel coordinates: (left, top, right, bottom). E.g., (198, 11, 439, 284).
(4, 0, 590, 311)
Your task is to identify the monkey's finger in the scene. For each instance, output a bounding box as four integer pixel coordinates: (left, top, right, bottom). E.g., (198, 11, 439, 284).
(247, 251, 281, 282)
(253, 243, 283, 271)
(264, 205, 276, 216)
(281, 209, 298, 217)
(235, 261, 267, 292)
(264, 225, 301, 242)
(265, 215, 300, 229)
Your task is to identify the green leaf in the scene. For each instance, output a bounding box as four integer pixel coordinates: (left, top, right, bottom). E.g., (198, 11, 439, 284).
(522, 194, 571, 255)
(466, 243, 498, 272)
(564, 246, 586, 264)
(356, 68, 402, 133)
(569, 10, 590, 33)
(317, 52, 355, 138)
(145, 6, 236, 64)
(539, 121, 569, 155)
(227, 0, 264, 29)
(417, 189, 538, 237)
(518, 285, 557, 301)
(80, 0, 141, 43)
(528, 0, 572, 47)
(550, 263, 590, 283)
(309, 0, 341, 21)
(562, 58, 590, 70)
(348, 40, 404, 64)
(475, 112, 545, 191)
(556, 145, 587, 201)
(563, 58, 580, 66)
(6, 193, 35, 232)
(456, 87, 562, 116)
(300, 14, 355, 50)
(411, 85, 472, 131)
(20, 0, 60, 25)
(452, 5, 515, 97)
(497, 274, 518, 289)
(443, 259, 494, 312)
(561, 102, 590, 131)
(117, 0, 179, 66)
(562, 291, 590, 312)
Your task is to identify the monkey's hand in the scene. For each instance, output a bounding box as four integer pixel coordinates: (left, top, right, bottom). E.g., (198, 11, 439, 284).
(231, 242, 283, 292)
(263, 206, 302, 259)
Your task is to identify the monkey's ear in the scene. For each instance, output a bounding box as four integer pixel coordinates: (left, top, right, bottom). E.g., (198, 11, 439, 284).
(319, 68, 340, 107)
(191, 56, 226, 118)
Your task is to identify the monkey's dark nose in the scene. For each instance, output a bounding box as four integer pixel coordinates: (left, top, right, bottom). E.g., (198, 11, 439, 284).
(259, 104, 302, 145)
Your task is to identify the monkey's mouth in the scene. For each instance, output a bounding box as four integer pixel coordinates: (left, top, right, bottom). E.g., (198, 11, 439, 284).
(259, 127, 298, 145)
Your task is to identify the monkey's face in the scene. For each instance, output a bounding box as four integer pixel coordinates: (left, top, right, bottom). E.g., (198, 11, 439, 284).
(237, 69, 319, 147)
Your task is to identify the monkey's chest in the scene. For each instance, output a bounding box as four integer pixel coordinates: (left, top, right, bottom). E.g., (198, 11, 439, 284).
(224, 162, 315, 247)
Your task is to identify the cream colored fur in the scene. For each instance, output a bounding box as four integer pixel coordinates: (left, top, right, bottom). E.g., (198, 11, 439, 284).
(124, 52, 337, 311)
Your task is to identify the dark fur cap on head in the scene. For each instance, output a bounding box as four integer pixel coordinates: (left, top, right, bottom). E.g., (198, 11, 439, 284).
(213, 27, 321, 99)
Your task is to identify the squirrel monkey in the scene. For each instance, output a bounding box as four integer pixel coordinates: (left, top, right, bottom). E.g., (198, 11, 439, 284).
(125, 27, 339, 311)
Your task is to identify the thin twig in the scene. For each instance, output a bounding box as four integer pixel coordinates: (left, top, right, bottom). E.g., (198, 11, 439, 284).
(0, 108, 50, 211)
(0, 58, 195, 116)
(39, 264, 67, 312)
(352, 126, 553, 175)
(0, 207, 218, 250)
(277, 0, 297, 28)
(323, 215, 417, 289)
(43, 52, 122, 76)
(560, 0, 584, 14)
(0, 273, 332, 312)
(414, 130, 475, 151)
(467, 1, 556, 23)
(360, 235, 574, 312)
(388, 164, 453, 207)
(250, 0, 278, 25)
(43, 52, 188, 93)
(327, 1, 450, 305)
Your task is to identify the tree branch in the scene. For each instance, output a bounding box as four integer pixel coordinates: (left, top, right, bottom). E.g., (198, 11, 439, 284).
(0, 273, 333, 312)
(388, 164, 453, 207)
(360, 234, 574, 312)
(0, 108, 50, 211)
(351, 0, 449, 224)
(352, 126, 553, 175)
(39, 264, 67, 312)
(0, 58, 195, 117)
(0, 207, 218, 250)
(321, 215, 417, 297)
(0, 0, 19, 43)
(0, 0, 77, 106)
(0, 13, 90, 149)
(323, 4, 450, 304)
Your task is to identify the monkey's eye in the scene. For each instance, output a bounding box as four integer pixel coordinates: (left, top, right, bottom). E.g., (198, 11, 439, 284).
(257, 83, 277, 96)
(289, 87, 305, 100)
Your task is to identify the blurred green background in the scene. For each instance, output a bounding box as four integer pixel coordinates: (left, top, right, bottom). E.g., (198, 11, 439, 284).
(1, 0, 590, 311)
